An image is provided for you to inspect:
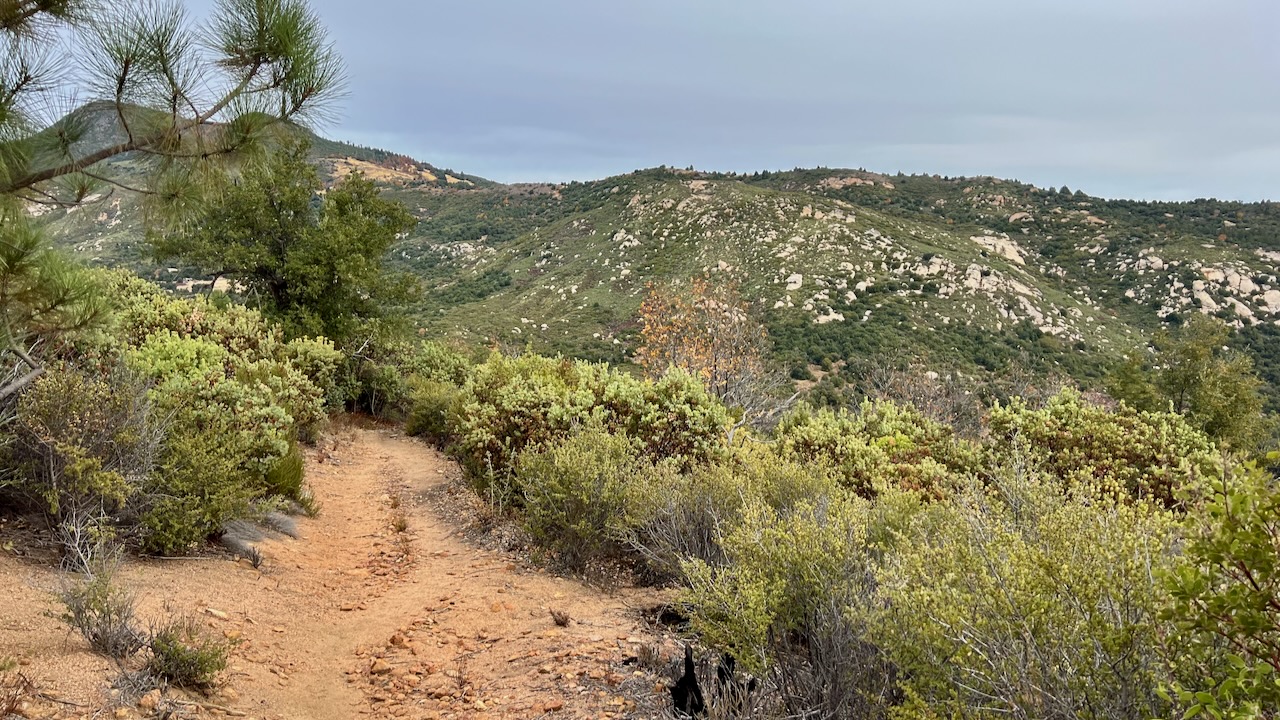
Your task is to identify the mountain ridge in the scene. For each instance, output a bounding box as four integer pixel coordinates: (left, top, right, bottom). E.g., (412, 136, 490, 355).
(29, 104, 1280, 407)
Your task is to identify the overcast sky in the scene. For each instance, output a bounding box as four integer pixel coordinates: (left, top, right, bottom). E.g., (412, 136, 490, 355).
(193, 0, 1279, 200)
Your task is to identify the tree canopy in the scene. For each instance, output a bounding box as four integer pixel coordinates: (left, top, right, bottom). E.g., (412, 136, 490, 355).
(1108, 315, 1275, 454)
(1, 0, 343, 206)
(149, 140, 417, 344)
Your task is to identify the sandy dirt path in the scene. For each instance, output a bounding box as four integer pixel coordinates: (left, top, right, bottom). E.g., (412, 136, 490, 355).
(0, 423, 671, 720)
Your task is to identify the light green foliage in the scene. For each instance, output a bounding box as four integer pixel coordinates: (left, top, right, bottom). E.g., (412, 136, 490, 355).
(111, 292, 335, 552)
(875, 468, 1180, 720)
(284, 337, 348, 410)
(679, 480, 922, 682)
(451, 352, 730, 484)
(8, 364, 158, 519)
(146, 617, 231, 690)
(774, 399, 980, 498)
(1110, 315, 1275, 454)
(128, 333, 300, 468)
(401, 340, 473, 440)
(987, 388, 1217, 507)
(514, 427, 656, 570)
(404, 380, 459, 446)
(1163, 455, 1280, 718)
(625, 442, 843, 575)
(149, 141, 416, 346)
(104, 270, 341, 435)
(4, 271, 342, 554)
(682, 495, 874, 672)
(407, 340, 473, 386)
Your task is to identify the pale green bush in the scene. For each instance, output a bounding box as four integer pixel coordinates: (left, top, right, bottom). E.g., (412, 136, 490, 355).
(404, 379, 459, 446)
(624, 442, 840, 578)
(5, 364, 161, 522)
(987, 388, 1218, 507)
(514, 427, 655, 571)
(775, 399, 980, 498)
(17, 271, 345, 555)
(451, 352, 730, 486)
(874, 464, 1180, 720)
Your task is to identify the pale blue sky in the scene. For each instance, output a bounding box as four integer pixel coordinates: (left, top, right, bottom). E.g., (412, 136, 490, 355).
(184, 0, 1279, 200)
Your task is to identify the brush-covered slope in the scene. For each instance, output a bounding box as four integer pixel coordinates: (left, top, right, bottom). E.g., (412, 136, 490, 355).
(28, 104, 1280, 393)
(403, 168, 1280, 382)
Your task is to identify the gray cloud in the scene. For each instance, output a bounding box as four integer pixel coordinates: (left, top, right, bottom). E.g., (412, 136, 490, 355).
(189, 0, 1280, 199)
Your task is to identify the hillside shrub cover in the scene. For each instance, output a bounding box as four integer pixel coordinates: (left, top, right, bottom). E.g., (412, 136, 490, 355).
(426, 349, 1272, 718)
(987, 388, 1218, 508)
(774, 399, 981, 498)
(446, 352, 730, 491)
(875, 466, 1180, 720)
(0, 272, 343, 555)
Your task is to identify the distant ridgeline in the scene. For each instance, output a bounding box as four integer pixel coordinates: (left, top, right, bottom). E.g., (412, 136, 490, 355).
(31, 105, 1280, 409)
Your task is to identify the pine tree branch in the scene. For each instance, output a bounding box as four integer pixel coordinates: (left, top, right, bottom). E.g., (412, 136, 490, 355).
(0, 61, 264, 194)
(0, 366, 42, 401)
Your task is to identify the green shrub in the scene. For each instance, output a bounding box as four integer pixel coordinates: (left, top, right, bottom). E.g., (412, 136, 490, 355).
(264, 444, 305, 500)
(987, 388, 1218, 507)
(514, 428, 652, 571)
(452, 352, 730, 487)
(874, 466, 1180, 720)
(6, 364, 160, 521)
(5, 272, 339, 556)
(140, 426, 258, 555)
(625, 443, 839, 578)
(1163, 454, 1280, 717)
(283, 336, 345, 409)
(405, 379, 459, 446)
(610, 369, 733, 463)
(775, 399, 979, 498)
(680, 485, 919, 676)
(408, 340, 473, 385)
(146, 616, 230, 690)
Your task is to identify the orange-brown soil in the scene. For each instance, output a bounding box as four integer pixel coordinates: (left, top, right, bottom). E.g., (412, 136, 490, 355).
(0, 423, 677, 720)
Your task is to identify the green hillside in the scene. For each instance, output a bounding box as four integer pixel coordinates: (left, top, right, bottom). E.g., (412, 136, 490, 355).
(400, 168, 1280, 388)
(31, 107, 1280, 404)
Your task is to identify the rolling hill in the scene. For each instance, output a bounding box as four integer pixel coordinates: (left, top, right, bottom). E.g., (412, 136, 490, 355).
(30, 105, 1280, 405)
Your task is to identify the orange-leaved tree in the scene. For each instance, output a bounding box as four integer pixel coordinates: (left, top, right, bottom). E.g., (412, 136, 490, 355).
(635, 277, 795, 439)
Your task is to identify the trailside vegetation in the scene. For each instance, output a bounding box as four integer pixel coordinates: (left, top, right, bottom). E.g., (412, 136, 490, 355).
(408, 343, 1279, 719)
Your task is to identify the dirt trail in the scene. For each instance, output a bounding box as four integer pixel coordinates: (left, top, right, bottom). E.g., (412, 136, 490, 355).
(0, 423, 672, 720)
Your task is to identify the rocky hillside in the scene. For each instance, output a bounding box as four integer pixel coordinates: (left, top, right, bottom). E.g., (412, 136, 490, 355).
(398, 168, 1280, 384)
(30, 106, 1280, 396)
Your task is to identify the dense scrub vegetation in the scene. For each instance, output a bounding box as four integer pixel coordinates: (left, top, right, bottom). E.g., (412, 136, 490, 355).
(405, 339, 1280, 719)
(2, 271, 344, 554)
(5, 3, 1280, 713)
